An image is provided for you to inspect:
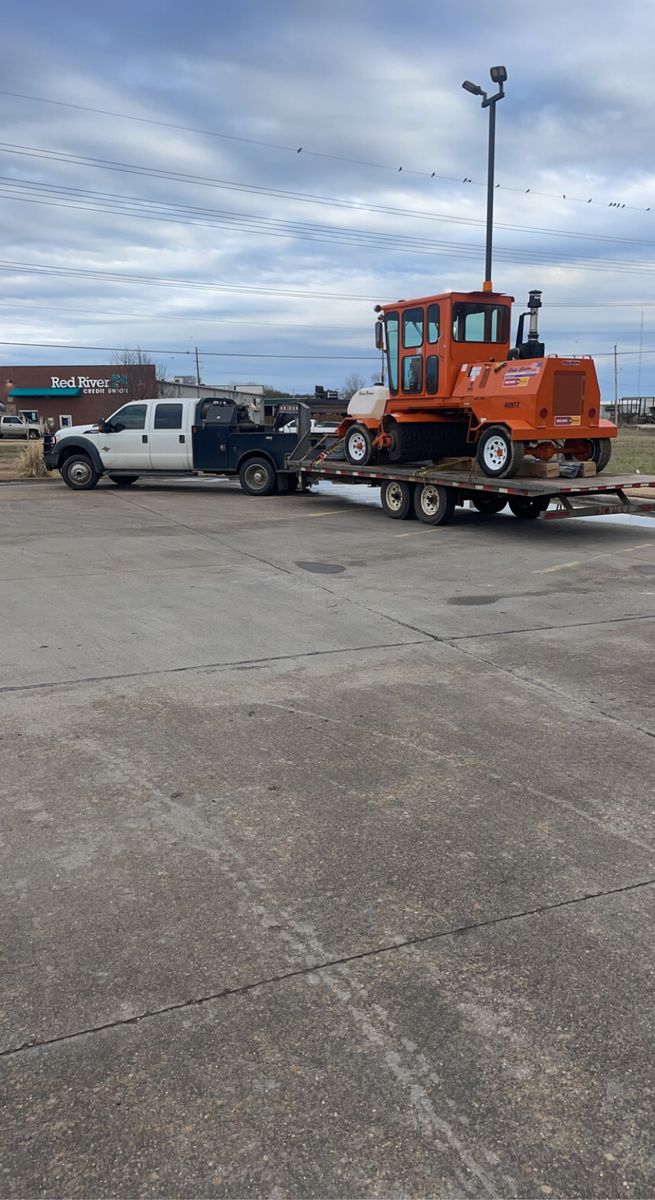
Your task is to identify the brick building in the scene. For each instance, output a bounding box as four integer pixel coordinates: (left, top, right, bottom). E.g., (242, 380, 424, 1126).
(1, 363, 157, 429)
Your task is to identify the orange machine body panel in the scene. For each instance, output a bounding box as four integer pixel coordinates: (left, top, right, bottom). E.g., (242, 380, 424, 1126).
(375, 289, 615, 444)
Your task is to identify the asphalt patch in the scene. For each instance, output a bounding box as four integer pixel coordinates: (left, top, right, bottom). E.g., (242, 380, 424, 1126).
(295, 561, 346, 574)
(447, 594, 502, 606)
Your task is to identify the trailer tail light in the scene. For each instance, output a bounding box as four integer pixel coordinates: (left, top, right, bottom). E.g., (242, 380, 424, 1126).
(588, 406, 597, 418)
(539, 407, 548, 419)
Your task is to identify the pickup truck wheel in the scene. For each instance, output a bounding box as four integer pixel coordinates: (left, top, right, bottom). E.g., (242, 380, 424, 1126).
(381, 479, 415, 519)
(61, 454, 100, 490)
(108, 475, 138, 486)
(414, 483, 455, 525)
(239, 456, 278, 496)
(476, 426, 525, 478)
(471, 493, 506, 515)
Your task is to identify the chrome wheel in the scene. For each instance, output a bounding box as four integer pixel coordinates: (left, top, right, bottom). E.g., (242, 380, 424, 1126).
(419, 484, 442, 517)
(385, 482, 405, 512)
(69, 460, 92, 486)
(245, 464, 269, 491)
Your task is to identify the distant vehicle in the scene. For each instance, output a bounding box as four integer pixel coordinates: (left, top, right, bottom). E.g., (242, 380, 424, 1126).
(0, 414, 40, 440)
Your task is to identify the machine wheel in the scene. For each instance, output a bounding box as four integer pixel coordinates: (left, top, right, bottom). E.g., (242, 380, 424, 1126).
(344, 424, 375, 467)
(380, 479, 415, 520)
(61, 454, 100, 491)
(108, 475, 138, 486)
(508, 496, 546, 520)
(239, 456, 278, 496)
(471, 493, 506, 515)
(476, 426, 525, 479)
(590, 438, 612, 473)
(413, 483, 455, 526)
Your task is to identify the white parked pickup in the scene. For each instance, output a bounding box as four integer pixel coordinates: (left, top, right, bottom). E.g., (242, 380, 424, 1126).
(0, 414, 41, 439)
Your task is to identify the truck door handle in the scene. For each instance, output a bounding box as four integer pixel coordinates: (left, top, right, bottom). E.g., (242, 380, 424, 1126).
(179, 434, 185, 443)
(142, 435, 148, 443)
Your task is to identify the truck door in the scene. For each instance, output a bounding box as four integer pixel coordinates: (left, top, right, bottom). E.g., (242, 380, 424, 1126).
(99, 403, 151, 470)
(148, 402, 192, 469)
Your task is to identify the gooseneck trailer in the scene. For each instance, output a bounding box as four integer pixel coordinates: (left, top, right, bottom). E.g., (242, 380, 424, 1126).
(286, 403, 655, 526)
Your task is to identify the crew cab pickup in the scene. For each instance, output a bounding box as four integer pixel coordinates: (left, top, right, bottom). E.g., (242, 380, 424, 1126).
(43, 397, 303, 495)
(0, 414, 40, 439)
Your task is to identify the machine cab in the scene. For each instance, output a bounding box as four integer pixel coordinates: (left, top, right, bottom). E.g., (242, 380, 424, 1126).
(377, 290, 513, 408)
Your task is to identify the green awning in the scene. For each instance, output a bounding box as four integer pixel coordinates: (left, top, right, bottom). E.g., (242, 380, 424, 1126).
(9, 387, 82, 397)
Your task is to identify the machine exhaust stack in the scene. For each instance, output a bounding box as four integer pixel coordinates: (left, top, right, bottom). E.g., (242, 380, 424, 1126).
(512, 289, 545, 360)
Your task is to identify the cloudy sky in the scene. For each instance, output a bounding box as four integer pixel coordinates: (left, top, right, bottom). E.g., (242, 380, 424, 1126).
(1, 0, 654, 398)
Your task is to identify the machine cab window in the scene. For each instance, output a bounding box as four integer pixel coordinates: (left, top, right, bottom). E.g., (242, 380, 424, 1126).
(402, 356, 423, 393)
(452, 303, 509, 344)
(402, 307, 424, 348)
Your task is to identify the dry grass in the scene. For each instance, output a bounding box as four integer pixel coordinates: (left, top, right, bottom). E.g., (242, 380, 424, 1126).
(0, 439, 55, 482)
(17, 440, 55, 479)
(608, 426, 655, 476)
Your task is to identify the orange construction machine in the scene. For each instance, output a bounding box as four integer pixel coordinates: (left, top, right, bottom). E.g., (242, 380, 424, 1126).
(339, 287, 617, 478)
(339, 66, 617, 478)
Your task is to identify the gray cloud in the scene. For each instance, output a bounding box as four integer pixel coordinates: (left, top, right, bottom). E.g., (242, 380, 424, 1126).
(0, 0, 653, 396)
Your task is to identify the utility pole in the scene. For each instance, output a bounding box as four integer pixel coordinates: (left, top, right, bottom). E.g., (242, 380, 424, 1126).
(462, 66, 507, 292)
(613, 344, 619, 425)
(195, 346, 201, 397)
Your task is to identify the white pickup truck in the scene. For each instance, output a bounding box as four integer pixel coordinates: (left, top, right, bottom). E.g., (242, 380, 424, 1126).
(0, 414, 40, 439)
(43, 396, 307, 494)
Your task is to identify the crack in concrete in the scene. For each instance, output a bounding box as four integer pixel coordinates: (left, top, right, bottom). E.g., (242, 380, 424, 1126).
(3, 874, 653, 1061)
(0, 638, 428, 695)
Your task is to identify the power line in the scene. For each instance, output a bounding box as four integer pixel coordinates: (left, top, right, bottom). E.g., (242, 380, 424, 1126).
(0, 297, 339, 330)
(0, 338, 377, 360)
(0, 260, 380, 301)
(1, 87, 652, 214)
(0, 142, 652, 255)
(2, 181, 655, 279)
(3, 172, 655, 253)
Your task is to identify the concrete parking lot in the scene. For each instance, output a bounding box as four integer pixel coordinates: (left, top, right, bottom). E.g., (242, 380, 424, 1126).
(1, 477, 654, 1198)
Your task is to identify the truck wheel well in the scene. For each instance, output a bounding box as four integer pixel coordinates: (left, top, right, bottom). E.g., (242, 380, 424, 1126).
(235, 449, 276, 473)
(58, 444, 91, 462)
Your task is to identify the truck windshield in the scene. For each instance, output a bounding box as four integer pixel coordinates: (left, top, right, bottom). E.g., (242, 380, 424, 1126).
(452, 303, 509, 344)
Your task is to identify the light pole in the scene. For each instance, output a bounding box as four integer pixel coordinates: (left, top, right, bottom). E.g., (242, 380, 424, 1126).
(462, 66, 507, 292)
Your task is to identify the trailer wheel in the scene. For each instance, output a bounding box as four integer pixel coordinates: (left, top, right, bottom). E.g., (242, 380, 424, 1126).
(471, 493, 506, 515)
(476, 426, 525, 478)
(508, 496, 546, 520)
(344, 424, 375, 466)
(590, 438, 612, 473)
(239, 456, 278, 496)
(381, 479, 415, 520)
(413, 483, 455, 526)
(61, 454, 100, 490)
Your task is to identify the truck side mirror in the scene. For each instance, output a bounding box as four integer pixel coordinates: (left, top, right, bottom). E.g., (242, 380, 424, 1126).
(97, 419, 106, 432)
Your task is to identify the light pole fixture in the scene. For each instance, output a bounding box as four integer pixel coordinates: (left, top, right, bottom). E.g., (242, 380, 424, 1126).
(462, 66, 507, 292)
